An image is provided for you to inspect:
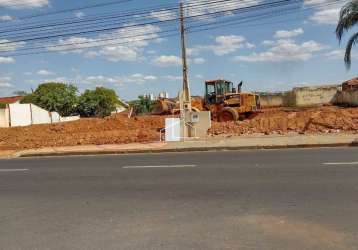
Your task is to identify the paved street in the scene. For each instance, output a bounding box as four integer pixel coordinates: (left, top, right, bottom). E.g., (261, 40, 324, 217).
(1, 147, 358, 250)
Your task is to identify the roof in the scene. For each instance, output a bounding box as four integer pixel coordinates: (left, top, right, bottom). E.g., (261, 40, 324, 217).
(205, 79, 232, 84)
(343, 77, 358, 86)
(0, 96, 23, 104)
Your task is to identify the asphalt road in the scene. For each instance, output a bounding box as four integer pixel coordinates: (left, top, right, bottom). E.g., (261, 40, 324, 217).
(1, 147, 358, 250)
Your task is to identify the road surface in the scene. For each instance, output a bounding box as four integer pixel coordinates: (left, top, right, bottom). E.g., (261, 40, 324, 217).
(1, 147, 358, 250)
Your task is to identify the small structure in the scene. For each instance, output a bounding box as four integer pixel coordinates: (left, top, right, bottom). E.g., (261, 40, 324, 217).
(342, 77, 358, 91)
(0, 96, 79, 128)
(0, 95, 23, 104)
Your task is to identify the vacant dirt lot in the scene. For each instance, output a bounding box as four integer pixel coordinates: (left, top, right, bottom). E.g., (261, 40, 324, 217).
(1, 106, 358, 150)
(210, 106, 358, 136)
(0, 113, 165, 150)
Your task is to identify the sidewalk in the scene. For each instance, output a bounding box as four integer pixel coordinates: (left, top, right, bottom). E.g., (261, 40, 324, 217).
(1, 133, 355, 159)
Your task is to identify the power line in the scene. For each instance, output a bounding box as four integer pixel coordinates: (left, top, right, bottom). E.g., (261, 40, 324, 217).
(0, 0, 304, 45)
(0, 0, 252, 35)
(0, 0, 136, 21)
(0, 0, 340, 57)
(0, 1, 266, 40)
(0, 1, 337, 45)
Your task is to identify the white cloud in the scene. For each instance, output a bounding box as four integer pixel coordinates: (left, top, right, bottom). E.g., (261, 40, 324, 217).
(0, 0, 49, 9)
(80, 74, 158, 86)
(0, 56, 14, 63)
(41, 76, 70, 83)
(150, 9, 176, 21)
(0, 39, 25, 52)
(193, 57, 205, 64)
(0, 76, 12, 88)
(189, 35, 254, 56)
(75, 11, 85, 19)
(48, 24, 161, 62)
(37, 69, 54, 76)
(325, 49, 358, 60)
(195, 74, 203, 79)
(234, 39, 325, 62)
(0, 15, 14, 21)
(99, 45, 140, 62)
(82, 75, 119, 85)
(310, 8, 341, 25)
(262, 40, 275, 46)
(274, 28, 304, 39)
(152, 55, 182, 67)
(164, 75, 182, 81)
(184, 0, 263, 21)
(305, 0, 348, 25)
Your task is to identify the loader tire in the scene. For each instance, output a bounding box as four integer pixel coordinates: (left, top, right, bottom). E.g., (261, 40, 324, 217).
(218, 108, 239, 122)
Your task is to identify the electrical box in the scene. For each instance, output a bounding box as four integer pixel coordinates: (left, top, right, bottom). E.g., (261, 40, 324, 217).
(191, 112, 200, 123)
(165, 118, 181, 142)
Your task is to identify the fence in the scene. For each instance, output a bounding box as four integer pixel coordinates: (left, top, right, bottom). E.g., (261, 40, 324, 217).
(0, 108, 10, 128)
(336, 90, 358, 107)
(0, 103, 79, 128)
(293, 85, 341, 107)
(260, 85, 342, 108)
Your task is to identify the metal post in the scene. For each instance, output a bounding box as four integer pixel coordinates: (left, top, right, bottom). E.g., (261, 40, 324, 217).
(179, 2, 193, 139)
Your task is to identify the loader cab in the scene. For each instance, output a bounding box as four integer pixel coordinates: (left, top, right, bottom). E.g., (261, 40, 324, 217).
(205, 80, 234, 104)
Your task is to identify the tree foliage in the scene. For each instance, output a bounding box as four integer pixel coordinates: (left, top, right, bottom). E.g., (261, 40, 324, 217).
(129, 95, 155, 114)
(336, 0, 358, 69)
(21, 82, 78, 116)
(78, 87, 119, 118)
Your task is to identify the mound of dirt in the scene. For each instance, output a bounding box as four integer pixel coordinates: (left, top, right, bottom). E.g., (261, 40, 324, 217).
(0, 113, 165, 150)
(1, 107, 358, 151)
(210, 106, 358, 136)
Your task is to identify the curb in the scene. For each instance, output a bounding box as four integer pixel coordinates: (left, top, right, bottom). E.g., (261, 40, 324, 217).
(17, 142, 358, 158)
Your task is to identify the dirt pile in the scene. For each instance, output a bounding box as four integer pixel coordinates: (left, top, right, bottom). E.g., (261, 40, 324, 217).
(0, 113, 165, 150)
(1, 107, 358, 151)
(210, 106, 358, 136)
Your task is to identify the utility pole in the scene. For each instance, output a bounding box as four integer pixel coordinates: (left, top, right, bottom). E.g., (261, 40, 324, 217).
(179, 1, 193, 140)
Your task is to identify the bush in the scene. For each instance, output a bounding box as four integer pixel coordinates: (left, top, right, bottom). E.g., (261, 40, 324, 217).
(78, 87, 119, 118)
(0, 102, 6, 109)
(21, 82, 78, 116)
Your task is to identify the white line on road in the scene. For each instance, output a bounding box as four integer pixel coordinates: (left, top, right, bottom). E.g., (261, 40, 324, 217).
(323, 162, 358, 165)
(0, 169, 29, 172)
(122, 165, 197, 169)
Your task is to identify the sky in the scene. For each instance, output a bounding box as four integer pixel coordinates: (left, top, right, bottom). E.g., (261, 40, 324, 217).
(0, 0, 357, 101)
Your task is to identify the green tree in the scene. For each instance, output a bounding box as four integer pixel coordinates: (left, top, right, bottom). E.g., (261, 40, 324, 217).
(336, 0, 358, 69)
(78, 87, 119, 118)
(21, 82, 78, 116)
(130, 95, 155, 114)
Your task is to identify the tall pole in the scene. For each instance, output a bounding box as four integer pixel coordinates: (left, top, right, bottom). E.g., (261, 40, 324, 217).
(179, 1, 192, 139)
(180, 2, 190, 102)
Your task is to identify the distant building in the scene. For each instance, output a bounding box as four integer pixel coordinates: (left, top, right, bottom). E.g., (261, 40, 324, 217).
(342, 77, 358, 91)
(144, 93, 155, 101)
(0, 96, 23, 105)
(158, 91, 169, 99)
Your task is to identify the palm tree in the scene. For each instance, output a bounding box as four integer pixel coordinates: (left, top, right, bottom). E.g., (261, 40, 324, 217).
(336, 0, 358, 69)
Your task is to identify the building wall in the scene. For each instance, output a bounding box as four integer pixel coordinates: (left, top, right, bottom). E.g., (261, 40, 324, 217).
(293, 85, 341, 107)
(9, 103, 32, 127)
(260, 92, 295, 108)
(0, 108, 9, 128)
(31, 104, 52, 125)
(336, 90, 358, 107)
(6, 103, 79, 127)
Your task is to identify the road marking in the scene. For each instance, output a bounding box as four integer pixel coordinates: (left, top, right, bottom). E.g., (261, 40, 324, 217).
(323, 162, 358, 165)
(0, 169, 29, 172)
(122, 165, 197, 169)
